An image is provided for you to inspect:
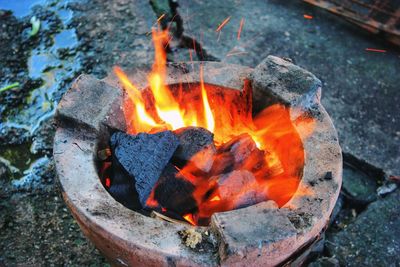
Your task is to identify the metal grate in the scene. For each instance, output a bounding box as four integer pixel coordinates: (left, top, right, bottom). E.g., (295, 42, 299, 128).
(304, 0, 400, 46)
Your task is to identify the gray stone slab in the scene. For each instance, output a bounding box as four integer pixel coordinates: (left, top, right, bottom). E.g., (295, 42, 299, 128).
(56, 75, 125, 133)
(250, 55, 321, 109)
(211, 201, 298, 266)
(178, 0, 400, 175)
(326, 190, 400, 267)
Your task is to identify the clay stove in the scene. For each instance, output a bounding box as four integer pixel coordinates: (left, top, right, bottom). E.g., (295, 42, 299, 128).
(54, 56, 342, 266)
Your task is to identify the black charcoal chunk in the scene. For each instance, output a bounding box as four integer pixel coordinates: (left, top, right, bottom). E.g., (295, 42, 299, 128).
(173, 127, 216, 172)
(108, 183, 139, 210)
(110, 131, 179, 207)
(107, 151, 141, 210)
(153, 164, 197, 215)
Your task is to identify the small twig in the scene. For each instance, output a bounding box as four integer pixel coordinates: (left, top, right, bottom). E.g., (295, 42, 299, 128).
(151, 211, 191, 226)
(72, 142, 84, 152)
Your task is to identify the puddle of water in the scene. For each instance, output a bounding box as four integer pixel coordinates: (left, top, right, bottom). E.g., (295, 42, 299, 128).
(0, 0, 47, 17)
(57, 8, 73, 25)
(1, 0, 82, 185)
(54, 28, 77, 49)
(6, 0, 81, 128)
(0, 143, 40, 173)
(12, 156, 51, 189)
(29, 52, 60, 79)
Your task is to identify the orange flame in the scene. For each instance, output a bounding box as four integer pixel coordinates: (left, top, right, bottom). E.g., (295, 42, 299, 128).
(116, 28, 220, 135)
(183, 214, 196, 225)
(216, 16, 231, 32)
(237, 18, 244, 40)
(149, 28, 186, 130)
(114, 66, 158, 133)
(200, 65, 215, 132)
(210, 195, 221, 202)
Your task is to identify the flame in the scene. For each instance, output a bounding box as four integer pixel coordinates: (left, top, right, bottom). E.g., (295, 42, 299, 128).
(200, 65, 215, 132)
(210, 195, 221, 202)
(113, 27, 316, 226)
(149, 28, 186, 130)
(114, 66, 158, 133)
(183, 214, 196, 226)
(117, 28, 219, 134)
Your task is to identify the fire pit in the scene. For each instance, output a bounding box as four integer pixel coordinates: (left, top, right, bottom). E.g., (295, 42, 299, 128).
(54, 54, 341, 266)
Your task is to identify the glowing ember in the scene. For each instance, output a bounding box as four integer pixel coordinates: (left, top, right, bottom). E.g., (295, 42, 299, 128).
(112, 27, 315, 226)
(183, 214, 196, 225)
(365, 48, 387, 53)
(157, 14, 165, 22)
(210, 195, 221, 202)
(216, 16, 231, 32)
(303, 14, 313, 19)
(237, 18, 245, 40)
(105, 178, 111, 188)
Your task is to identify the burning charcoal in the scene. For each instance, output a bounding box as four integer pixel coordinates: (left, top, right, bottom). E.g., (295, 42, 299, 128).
(233, 190, 267, 209)
(216, 133, 265, 173)
(153, 164, 197, 215)
(219, 133, 257, 163)
(173, 127, 216, 172)
(209, 152, 235, 175)
(110, 131, 179, 207)
(216, 170, 266, 209)
(217, 170, 256, 196)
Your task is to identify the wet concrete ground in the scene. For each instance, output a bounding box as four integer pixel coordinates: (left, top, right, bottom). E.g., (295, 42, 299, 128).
(0, 0, 399, 266)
